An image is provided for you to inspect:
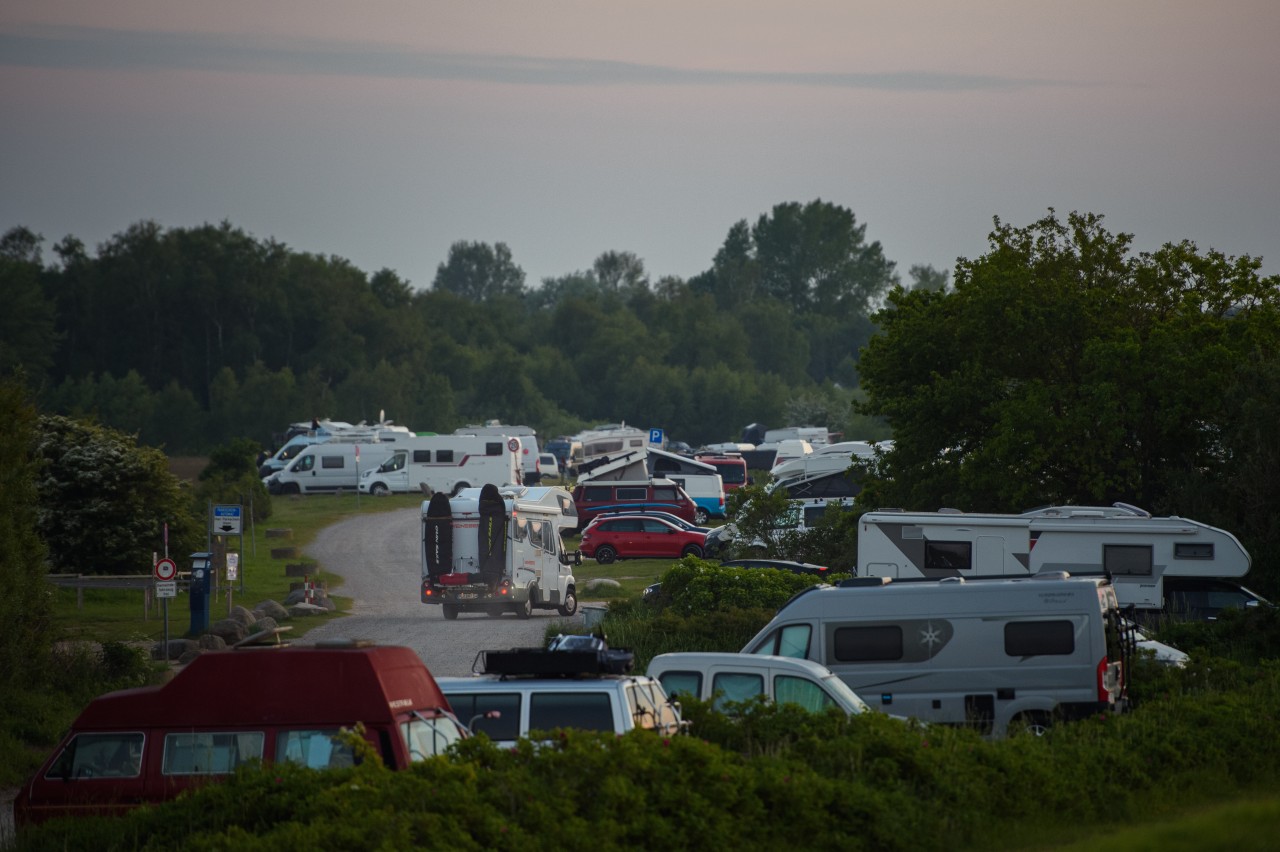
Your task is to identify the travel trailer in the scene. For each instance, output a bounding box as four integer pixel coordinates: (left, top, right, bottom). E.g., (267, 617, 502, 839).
(857, 503, 1252, 612)
(13, 643, 466, 828)
(453, 422, 541, 485)
(420, 484, 580, 620)
(742, 574, 1133, 737)
(265, 442, 398, 494)
(357, 434, 522, 496)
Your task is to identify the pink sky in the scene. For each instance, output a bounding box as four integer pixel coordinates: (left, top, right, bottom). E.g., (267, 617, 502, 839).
(4, 1, 1278, 287)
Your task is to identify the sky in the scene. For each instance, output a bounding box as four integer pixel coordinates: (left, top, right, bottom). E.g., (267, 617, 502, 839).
(3, 1, 1278, 291)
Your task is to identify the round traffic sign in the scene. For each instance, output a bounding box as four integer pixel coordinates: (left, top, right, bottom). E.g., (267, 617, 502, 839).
(154, 557, 178, 581)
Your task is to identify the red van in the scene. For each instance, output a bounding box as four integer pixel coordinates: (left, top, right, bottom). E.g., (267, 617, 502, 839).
(14, 643, 467, 828)
(571, 477, 697, 532)
(694, 454, 749, 491)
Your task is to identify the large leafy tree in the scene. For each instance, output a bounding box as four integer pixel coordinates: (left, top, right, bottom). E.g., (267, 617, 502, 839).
(34, 415, 203, 574)
(0, 227, 60, 386)
(433, 241, 526, 302)
(856, 210, 1280, 537)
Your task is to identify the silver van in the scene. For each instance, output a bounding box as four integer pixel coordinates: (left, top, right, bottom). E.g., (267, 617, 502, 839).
(646, 652, 869, 716)
(742, 574, 1132, 736)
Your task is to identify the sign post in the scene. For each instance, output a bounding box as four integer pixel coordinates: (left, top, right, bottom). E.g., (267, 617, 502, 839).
(154, 556, 178, 657)
(649, 428, 665, 447)
(211, 504, 245, 593)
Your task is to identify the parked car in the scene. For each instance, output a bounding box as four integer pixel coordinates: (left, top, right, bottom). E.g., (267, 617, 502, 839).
(647, 652, 870, 716)
(719, 558, 831, 578)
(579, 515, 707, 564)
(1161, 577, 1273, 621)
(585, 509, 711, 535)
(571, 478, 698, 532)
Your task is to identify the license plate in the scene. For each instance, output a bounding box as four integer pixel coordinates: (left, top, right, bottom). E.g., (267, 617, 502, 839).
(457, 593, 478, 600)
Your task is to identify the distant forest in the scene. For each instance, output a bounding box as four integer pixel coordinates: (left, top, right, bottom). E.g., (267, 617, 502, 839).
(1, 200, 921, 455)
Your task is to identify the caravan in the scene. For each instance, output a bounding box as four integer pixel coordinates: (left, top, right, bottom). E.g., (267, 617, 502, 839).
(453, 422, 541, 485)
(743, 574, 1132, 737)
(857, 503, 1252, 613)
(358, 435, 521, 497)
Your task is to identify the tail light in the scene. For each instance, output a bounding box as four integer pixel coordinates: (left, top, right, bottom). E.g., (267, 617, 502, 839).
(1096, 656, 1117, 703)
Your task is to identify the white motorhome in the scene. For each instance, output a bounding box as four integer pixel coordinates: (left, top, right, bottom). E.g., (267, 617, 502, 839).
(763, 426, 833, 447)
(453, 422, 541, 485)
(857, 503, 1252, 612)
(358, 434, 521, 497)
(743, 574, 1132, 737)
(420, 484, 580, 619)
(260, 419, 415, 476)
(575, 424, 650, 471)
(264, 442, 397, 494)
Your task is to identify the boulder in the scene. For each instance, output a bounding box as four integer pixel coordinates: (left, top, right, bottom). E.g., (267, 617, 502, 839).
(252, 615, 280, 633)
(229, 605, 257, 627)
(254, 599, 289, 621)
(209, 617, 249, 644)
(288, 602, 328, 617)
(151, 638, 198, 661)
(197, 634, 228, 651)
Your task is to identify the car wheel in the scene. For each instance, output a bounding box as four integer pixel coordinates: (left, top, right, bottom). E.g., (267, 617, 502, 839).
(681, 544, 704, 559)
(515, 595, 534, 619)
(694, 508, 710, 525)
(442, 604, 459, 621)
(558, 589, 578, 617)
(1013, 711, 1052, 737)
(285, 483, 302, 495)
(595, 545, 617, 565)
(370, 482, 390, 497)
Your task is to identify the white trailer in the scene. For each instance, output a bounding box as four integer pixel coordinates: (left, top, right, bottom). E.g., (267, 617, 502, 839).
(420, 484, 580, 620)
(357, 434, 521, 497)
(453, 422, 541, 484)
(858, 503, 1251, 610)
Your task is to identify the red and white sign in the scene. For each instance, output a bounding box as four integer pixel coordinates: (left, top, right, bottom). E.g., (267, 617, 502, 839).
(508, 438, 520, 452)
(154, 557, 178, 582)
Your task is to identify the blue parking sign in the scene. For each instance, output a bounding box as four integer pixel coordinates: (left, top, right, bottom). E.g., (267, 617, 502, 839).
(649, 428, 664, 445)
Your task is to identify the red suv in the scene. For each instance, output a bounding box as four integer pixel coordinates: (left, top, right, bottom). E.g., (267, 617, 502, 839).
(579, 516, 707, 564)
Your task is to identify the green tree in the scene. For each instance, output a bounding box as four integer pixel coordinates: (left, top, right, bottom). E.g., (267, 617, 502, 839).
(0, 375, 53, 689)
(34, 415, 203, 574)
(856, 210, 1280, 531)
(433, 241, 526, 302)
(0, 227, 60, 386)
(195, 437, 272, 521)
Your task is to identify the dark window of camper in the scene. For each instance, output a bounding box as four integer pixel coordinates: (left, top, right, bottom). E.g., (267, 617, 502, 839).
(445, 692, 521, 742)
(1104, 544, 1153, 576)
(1175, 542, 1214, 560)
(653, 486, 678, 501)
(1005, 620, 1075, 656)
(653, 457, 680, 473)
(413, 450, 431, 463)
(46, 732, 145, 780)
(925, 541, 972, 571)
(583, 486, 612, 502)
(486, 442, 502, 456)
(438, 450, 455, 463)
(617, 487, 647, 501)
(529, 693, 614, 734)
(789, 473, 859, 499)
(658, 671, 702, 700)
(833, 625, 903, 662)
(162, 732, 264, 775)
(321, 456, 344, 470)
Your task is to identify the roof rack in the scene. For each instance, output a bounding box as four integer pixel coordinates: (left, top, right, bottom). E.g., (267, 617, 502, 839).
(475, 633, 635, 677)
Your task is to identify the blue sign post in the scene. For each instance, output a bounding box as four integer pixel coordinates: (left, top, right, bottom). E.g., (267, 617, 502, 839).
(649, 428, 664, 446)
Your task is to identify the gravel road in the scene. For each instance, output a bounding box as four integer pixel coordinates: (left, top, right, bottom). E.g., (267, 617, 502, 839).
(299, 506, 587, 676)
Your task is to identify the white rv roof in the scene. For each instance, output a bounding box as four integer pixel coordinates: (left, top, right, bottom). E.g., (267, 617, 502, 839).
(777, 575, 1110, 620)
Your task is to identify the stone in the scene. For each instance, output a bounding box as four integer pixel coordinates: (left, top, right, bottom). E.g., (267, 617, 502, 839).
(197, 634, 228, 651)
(152, 638, 198, 661)
(288, 602, 328, 617)
(229, 605, 256, 627)
(209, 617, 249, 644)
(254, 599, 289, 621)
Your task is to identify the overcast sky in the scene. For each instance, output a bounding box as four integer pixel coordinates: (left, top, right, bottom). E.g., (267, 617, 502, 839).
(4, 1, 1278, 291)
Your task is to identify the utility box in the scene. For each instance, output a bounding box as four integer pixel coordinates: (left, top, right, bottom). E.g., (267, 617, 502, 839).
(187, 552, 212, 636)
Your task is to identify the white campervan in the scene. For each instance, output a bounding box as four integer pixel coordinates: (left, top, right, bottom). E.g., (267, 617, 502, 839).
(358, 435, 521, 497)
(743, 574, 1132, 737)
(265, 443, 397, 495)
(646, 652, 869, 717)
(453, 422, 541, 485)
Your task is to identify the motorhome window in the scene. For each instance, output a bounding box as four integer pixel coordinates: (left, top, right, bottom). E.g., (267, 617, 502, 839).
(528, 693, 615, 734)
(438, 450, 455, 463)
(653, 487, 678, 501)
(628, 439, 644, 448)
(528, 520, 545, 548)
(833, 625, 904, 662)
(657, 671, 702, 700)
(749, 623, 812, 659)
(413, 450, 431, 463)
(486, 442, 503, 456)
(444, 692, 521, 741)
(47, 732, 145, 780)
(583, 486, 612, 502)
(925, 541, 972, 571)
(790, 474, 859, 499)
(276, 730, 356, 769)
(1174, 542, 1214, 560)
(1004, 620, 1075, 656)
(512, 517, 529, 542)
(775, 676, 838, 712)
(590, 440, 624, 455)
(1104, 544, 1153, 576)
(162, 732, 264, 775)
(321, 456, 344, 470)
(617, 487, 647, 501)
(293, 454, 315, 472)
(401, 715, 465, 760)
(711, 672, 765, 711)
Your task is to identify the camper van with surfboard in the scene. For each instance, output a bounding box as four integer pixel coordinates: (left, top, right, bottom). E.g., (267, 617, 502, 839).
(420, 483, 581, 620)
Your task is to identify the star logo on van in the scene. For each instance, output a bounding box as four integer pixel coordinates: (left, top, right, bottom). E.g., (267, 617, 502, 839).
(919, 622, 944, 650)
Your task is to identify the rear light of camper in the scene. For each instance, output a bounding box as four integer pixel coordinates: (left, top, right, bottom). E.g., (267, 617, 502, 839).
(1096, 656, 1115, 704)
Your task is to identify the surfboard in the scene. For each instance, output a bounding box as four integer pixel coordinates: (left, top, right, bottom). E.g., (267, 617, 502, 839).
(477, 482, 507, 585)
(423, 492, 453, 580)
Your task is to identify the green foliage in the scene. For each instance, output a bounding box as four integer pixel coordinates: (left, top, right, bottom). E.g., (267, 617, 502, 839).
(653, 557, 819, 616)
(0, 374, 53, 691)
(33, 414, 204, 574)
(195, 437, 272, 521)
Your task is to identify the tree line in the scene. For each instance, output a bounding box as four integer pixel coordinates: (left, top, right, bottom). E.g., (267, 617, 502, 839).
(1, 199, 909, 454)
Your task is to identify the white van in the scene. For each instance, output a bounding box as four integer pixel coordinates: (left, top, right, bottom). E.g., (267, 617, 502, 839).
(358, 435, 521, 497)
(265, 443, 397, 495)
(742, 574, 1132, 737)
(646, 652, 869, 716)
